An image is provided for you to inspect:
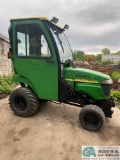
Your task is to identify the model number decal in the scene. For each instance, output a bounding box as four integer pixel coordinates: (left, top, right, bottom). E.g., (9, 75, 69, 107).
(76, 74, 100, 81)
(76, 74, 90, 79)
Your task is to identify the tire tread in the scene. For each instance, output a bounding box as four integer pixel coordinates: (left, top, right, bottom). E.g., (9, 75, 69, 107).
(10, 87, 39, 117)
(79, 105, 105, 132)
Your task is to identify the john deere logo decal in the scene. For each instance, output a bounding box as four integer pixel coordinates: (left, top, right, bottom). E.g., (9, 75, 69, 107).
(95, 76, 100, 81)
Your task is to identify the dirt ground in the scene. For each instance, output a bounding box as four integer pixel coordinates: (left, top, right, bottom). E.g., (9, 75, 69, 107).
(0, 97, 120, 160)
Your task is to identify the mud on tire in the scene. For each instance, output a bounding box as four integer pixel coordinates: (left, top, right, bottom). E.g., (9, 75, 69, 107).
(10, 87, 39, 117)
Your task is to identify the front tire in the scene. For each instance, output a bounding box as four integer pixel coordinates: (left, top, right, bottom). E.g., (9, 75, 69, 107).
(79, 105, 105, 132)
(10, 87, 39, 117)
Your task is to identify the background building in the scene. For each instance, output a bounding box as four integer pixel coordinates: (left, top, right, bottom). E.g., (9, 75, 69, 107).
(102, 54, 120, 63)
(0, 33, 12, 76)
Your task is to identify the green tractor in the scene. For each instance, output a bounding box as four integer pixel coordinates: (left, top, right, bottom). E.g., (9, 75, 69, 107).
(8, 16, 115, 131)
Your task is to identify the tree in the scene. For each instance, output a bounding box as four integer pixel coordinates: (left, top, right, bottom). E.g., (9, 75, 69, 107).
(73, 50, 85, 61)
(85, 54, 96, 62)
(101, 48, 110, 55)
(96, 54, 102, 61)
(115, 51, 120, 55)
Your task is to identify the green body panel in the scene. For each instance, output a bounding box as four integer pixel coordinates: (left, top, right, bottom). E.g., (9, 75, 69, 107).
(11, 19, 58, 100)
(64, 67, 110, 83)
(64, 67, 111, 100)
(76, 83, 106, 100)
(63, 67, 74, 88)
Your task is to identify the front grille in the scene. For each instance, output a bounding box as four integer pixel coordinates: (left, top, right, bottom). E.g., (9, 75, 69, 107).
(101, 84, 112, 97)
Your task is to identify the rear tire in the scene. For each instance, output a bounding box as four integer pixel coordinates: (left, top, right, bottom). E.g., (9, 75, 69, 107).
(10, 87, 39, 117)
(79, 105, 105, 132)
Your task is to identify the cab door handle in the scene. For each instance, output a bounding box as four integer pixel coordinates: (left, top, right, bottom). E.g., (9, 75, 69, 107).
(46, 59, 55, 63)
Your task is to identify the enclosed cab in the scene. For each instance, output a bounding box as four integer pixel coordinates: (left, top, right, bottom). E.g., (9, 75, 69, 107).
(8, 17, 115, 131)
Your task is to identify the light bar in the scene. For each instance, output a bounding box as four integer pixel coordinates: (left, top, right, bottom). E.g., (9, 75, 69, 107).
(50, 17, 59, 24)
(63, 24, 69, 30)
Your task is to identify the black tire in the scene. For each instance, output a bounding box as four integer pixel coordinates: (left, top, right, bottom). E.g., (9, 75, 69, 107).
(79, 105, 105, 132)
(10, 87, 39, 117)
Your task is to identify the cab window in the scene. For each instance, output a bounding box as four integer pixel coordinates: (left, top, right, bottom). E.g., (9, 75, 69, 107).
(17, 25, 51, 58)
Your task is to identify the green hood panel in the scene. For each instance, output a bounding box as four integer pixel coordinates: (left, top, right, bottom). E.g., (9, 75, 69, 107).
(64, 67, 111, 83)
(63, 67, 111, 100)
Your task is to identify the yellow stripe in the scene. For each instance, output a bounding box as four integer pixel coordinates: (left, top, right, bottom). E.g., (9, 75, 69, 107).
(74, 79, 99, 83)
(66, 78, 74, 82)
(66, 78, 99, 83)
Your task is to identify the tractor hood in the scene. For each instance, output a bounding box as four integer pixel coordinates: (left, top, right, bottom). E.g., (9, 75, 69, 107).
(63, 67, 112, 84)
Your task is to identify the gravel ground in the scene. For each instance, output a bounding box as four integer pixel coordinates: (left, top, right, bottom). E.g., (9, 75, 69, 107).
(0, 97, 120, 160)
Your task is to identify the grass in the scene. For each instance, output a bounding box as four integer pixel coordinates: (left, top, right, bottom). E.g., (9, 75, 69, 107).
(111, 90, 120, 110)
(0, 75, 16, 94)
(111, 70, 120, 79)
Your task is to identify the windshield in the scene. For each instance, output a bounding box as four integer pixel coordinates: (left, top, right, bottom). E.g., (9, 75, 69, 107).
(49, 26, 73, 62)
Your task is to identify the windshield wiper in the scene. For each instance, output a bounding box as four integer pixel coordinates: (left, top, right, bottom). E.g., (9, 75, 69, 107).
(59, 38, 64, 53)
(55, 32, 64, 53)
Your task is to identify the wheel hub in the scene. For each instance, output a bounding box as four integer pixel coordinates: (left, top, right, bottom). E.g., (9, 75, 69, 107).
(14, 96, 27, 111)
(86, 113, 98, 124)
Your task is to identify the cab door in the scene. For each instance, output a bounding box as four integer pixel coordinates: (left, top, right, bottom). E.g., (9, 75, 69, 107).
(13, 22, 58, 100)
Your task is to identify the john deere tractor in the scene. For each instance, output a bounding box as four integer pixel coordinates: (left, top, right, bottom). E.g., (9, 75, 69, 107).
(8, 16, 115, 131)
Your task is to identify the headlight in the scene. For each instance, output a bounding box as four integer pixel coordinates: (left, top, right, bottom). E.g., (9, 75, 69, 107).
(101, 79, 113, 97)
(101, 79, 113, 85)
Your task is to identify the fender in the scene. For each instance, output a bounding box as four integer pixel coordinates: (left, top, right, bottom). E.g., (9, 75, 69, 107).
(12, 74, 38, 96)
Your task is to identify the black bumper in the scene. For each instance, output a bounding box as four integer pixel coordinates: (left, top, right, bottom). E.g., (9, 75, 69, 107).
(102, 97, 115, 118)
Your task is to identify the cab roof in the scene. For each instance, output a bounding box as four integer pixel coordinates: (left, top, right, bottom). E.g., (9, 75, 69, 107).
(10, 17, 63, 30)
(10, 16, 49, 21)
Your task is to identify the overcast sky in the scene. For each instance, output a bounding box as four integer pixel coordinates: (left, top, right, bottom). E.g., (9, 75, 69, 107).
(0, 0, 120, 54)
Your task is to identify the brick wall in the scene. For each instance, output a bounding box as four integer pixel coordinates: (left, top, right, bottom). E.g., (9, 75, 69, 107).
(0, 34, 12, 76)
